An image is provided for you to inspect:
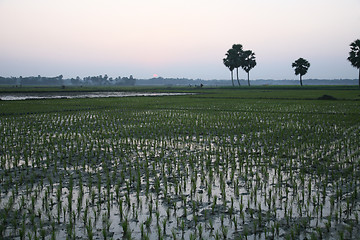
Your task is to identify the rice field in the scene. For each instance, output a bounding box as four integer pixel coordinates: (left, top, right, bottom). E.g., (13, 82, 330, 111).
(0, 87, 360, 239)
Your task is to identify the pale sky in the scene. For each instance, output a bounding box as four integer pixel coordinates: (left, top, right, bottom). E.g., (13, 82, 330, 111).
(1, 0, 359, 80)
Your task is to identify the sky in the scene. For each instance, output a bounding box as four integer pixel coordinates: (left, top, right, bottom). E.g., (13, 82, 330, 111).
(1, 0, 359, 80)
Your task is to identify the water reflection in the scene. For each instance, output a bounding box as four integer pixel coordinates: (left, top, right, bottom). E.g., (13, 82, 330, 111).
(0, 92, 192, 101)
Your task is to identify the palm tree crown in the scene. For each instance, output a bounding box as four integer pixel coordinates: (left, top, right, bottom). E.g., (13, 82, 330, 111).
(223, 44, 256, 87)
(292, 58, 310, 86)
(347, 39, 360, 87)
(232, 44, 243, 86)
(223, 48, 238, 86)
(241, 50, 257, 86)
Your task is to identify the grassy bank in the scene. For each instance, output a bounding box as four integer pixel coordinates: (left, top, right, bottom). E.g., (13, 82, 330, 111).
(1, 86, 359, 116)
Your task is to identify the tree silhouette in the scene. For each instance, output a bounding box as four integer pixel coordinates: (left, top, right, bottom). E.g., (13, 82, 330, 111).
(232, 44, 243, 86)
(292, 58, 310, 86)
(224, 44, 257, 87)
(223, 48, 238, 86)
(347, 39, 360, 87)
(241, 50, 257, 86)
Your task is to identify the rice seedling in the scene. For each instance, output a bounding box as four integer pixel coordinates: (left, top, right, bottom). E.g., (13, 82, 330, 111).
(86, 219, 93, 240)
(0, 87, 359, 239)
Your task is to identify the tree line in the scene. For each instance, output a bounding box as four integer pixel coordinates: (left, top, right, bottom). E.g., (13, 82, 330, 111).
(224, 39, 360, 87)
(0, 75, 136, 87)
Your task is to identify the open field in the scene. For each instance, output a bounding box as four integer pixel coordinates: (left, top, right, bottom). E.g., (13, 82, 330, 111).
(0, 86, 360, 239)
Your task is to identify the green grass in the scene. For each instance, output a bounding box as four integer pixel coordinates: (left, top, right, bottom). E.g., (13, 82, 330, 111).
(1, 86, 359, 116)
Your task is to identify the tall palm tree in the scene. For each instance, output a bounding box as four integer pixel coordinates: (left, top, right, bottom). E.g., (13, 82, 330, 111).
(347, 39, 360, 87)
(241, 50, 257, 86)
(232, 44, 243, 86)
(223, 48, 238, 87)
(292, 58, 310, 86)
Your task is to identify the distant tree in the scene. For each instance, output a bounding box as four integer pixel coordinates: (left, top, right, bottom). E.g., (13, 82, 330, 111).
(71, 76, 82, 86)
(347, 39, 360, 87)
(223, 48, 238, 86)
(241, 50, 257, 86)
(292, 58, 310, 86)
(57, 75, 64, 86)
(125, 75, 136, 85)
(232, 44, 244, 86)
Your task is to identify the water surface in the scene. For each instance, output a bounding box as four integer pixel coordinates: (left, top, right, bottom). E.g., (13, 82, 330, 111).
(0, 92, 191, 100)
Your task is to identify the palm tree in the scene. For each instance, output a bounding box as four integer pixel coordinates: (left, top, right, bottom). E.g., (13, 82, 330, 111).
(241, 50, 256, 86)
(292, 58, 310, 86)
(223, 48, 238, 87)
(232, 44, 243, 86)
(347, 39, 360, 87)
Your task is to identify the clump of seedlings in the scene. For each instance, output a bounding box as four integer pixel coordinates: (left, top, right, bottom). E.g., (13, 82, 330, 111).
(0, 96, 359, 239)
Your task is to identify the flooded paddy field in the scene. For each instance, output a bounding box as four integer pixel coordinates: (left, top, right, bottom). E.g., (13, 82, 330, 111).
(0, 91, 191, 101)
(0, 87, 360, 239)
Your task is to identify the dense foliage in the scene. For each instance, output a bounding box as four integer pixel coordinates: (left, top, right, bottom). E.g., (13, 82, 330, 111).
(292, 58, 311, 87)
(223, 44, 257, 87)
(348, 39, 360, 87)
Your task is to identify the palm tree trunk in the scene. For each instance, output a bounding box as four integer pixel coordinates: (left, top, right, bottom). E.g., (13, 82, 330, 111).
(231, 70, 234, 87)
(300, 75, 303, 86)
(236, 68, 240, 86)
(247, 72, 250, 86)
